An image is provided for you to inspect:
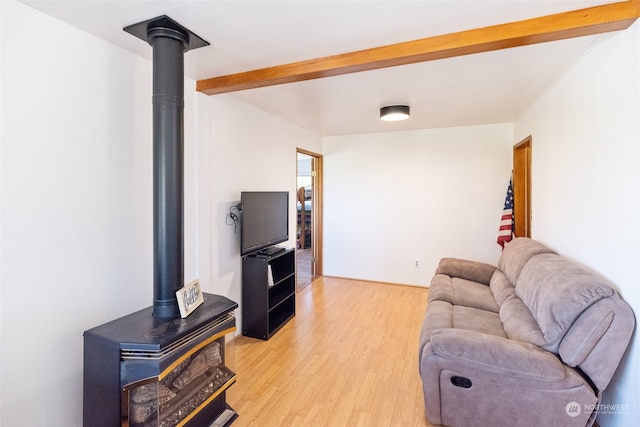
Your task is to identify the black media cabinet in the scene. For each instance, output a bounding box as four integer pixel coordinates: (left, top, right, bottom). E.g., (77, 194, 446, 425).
(242, 248, 295, 340)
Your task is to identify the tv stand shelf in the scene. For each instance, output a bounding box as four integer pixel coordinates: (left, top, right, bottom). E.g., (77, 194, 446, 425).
(242, 248, 295, 340)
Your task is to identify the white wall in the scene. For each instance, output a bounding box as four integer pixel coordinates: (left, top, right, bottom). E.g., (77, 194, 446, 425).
(0, 2, 202, 425)
(323, 124, 513, 286)
(514, 23, 640, 427)
(202, 95, 322, 328)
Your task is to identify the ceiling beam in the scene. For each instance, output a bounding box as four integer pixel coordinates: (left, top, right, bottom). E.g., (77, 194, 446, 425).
(196, 0, 640, 95)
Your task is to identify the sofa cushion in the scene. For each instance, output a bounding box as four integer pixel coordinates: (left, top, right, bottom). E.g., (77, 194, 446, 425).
(452, 305, 507, 337)
(489, 270, 515, 307)
(419, 300, 507, 365)
(499, 294, 547, 347)
(429, 274, 499, 313)
(497, 238, 557, 285)
(420, 300, 507, 341)
(490, 270, 548, 346)
(515, 253, 616, 351)
(435, 257, 497, 285)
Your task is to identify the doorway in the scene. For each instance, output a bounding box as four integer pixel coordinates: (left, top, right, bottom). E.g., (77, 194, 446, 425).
(296, 149, 323, 291)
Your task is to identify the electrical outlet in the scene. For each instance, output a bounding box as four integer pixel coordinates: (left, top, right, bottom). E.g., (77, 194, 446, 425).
(414, 260, 420, 268)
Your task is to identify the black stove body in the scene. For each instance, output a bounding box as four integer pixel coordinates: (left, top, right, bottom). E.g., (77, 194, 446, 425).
(84, 294, 238, 427)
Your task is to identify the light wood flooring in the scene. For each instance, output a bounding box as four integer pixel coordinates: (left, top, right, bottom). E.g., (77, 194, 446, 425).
(226, 276, 434, 426)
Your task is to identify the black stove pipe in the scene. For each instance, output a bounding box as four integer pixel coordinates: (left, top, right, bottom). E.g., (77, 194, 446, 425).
(124, 16, 209, 319)
(150, 28, 186, 319)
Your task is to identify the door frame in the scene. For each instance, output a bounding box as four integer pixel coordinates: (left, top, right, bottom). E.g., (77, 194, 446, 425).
(513, 136, 532, 237)
(296, 148, 323, 276)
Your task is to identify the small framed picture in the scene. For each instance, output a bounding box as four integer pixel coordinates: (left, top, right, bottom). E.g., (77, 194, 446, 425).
(176, 279, 204, 318)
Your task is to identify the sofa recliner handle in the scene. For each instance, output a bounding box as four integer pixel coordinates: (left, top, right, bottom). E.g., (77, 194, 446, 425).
(451, 376, 472, 388)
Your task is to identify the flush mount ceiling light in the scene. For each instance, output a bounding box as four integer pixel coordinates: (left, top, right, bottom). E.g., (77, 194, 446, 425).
(380, 105, 410, 121)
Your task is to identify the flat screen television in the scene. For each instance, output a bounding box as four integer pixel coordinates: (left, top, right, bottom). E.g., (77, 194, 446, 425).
(241, 191, 289, 256)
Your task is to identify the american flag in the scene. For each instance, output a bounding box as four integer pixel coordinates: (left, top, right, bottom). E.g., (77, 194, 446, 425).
(497, 178, 514, 249)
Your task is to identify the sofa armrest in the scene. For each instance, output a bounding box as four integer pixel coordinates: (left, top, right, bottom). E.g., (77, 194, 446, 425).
(435, 258, 497, 285)
(429, 329, 565, 380)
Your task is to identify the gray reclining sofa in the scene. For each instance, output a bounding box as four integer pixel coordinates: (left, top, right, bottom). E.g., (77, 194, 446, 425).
(419, 237, 635, 426)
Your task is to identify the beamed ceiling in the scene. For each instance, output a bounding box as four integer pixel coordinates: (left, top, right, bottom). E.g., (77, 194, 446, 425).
(22, 0, 640, 136)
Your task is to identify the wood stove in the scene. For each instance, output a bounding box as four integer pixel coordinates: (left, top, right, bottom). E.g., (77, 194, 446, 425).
(83, 16, 238, 426)
(84, 294, 238, 426)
